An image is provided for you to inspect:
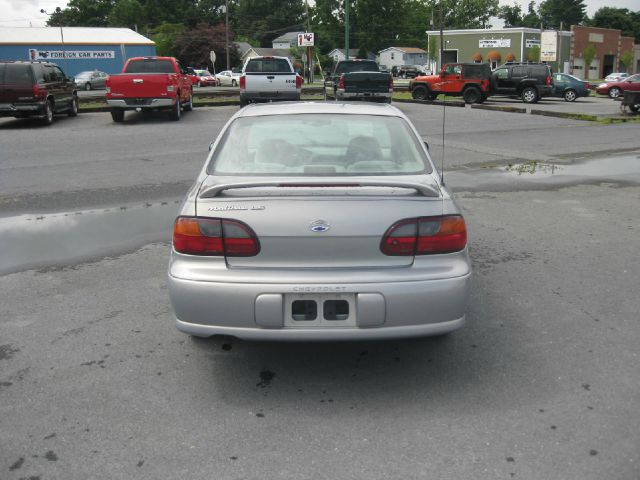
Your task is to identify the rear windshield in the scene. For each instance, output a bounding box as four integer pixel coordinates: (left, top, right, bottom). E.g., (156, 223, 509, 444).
(208, 113, 431, 176)
(244, 58, 291, 73)
(1, 64, 33, 85)
(124, 59, 174, 74)
(335, 62, 379, 74)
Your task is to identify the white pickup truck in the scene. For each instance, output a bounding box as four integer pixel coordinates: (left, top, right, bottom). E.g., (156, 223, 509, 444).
(239, 56, 302, 107)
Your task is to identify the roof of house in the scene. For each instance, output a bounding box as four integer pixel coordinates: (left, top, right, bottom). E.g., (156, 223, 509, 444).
(328, 48, 360, 56)
(379, 46, 427, 54)
(272, 31, 304, 43)
(0, 27, 154, 45)
(243, 47, 293, 59)
(233, 41, 253, 56)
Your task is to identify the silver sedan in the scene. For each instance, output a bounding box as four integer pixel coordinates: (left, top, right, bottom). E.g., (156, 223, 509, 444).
(168, 102, 471, 341)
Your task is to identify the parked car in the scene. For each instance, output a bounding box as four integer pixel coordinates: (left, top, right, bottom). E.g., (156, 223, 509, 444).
(490, 62, 553, 103)
(596, 74, 640, 99)
(398, 65, 427, 78)
(240, 56, 301, 107)
(551, 73, 590, 102)
(410, 63, 491, 104)
(74, 70, 108, 90)
(193, 69, 218, 87)
(105, 56, 193, 122)
(216, 70, 241, 87)
(0, 61, 78, 125)
(324, 59, 393, 103)
(604, 72, 629, 82)
(168, 102, 471, 341)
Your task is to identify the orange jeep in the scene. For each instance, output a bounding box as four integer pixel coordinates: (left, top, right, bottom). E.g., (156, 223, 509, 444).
(409, 63, 491, 104)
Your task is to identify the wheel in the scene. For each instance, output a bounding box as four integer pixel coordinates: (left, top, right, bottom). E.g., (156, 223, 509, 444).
(183, 89, 193, 111)
(463, 87, 481, 104)
(84, 82, 91, 91)
(630, 104, 640, 113)
(478, 93, 488, 104)
(608, 87, 621, 99)
(231, 79, 237, 87)
(68, 95, 78, 116)
(41, 99, 54, 125)
(170, 97, 181, 121)
(110, 109, 124, 122)
(521, 87, 539, 104)
(563, 89, 577, 102)
(411, 85, 428, 100)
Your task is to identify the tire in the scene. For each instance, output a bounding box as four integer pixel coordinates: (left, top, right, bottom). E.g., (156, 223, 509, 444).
(478, 93, 488, 104)
(608, 87, 621, 99)
(521, 87, 539, 104)
(84, 82, 91, 91)
(630, 104, 640, 113)
(563, 89, 577, 102)
(183, 89, 193, 111)
(41, 99, 54, 125)
(463, 87, 481, 104)
(170, 97, 181, 121)
(68, 95, 79, 116)
(411, 85, 428, 101)
(110, 109, 124, 122)
(239, 98, 247, 108)
(232, 79, 237, 87)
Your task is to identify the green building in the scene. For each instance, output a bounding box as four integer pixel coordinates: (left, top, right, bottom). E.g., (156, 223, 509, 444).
(426, 28, 572, 73)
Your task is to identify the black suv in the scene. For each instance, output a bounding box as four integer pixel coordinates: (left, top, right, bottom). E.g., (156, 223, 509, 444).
(490, 63, 553, 103)
(0, 61, 78, 125)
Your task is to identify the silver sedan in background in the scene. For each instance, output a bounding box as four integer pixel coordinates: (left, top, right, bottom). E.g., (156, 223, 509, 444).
(74, 70, 108, 90)
(168, 102, 471, 341)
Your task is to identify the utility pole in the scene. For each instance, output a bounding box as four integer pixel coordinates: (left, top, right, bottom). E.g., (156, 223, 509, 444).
(305, 0, 312, 83)
(40, 8, 67, 74)
(225, 0, 230, 70)
(558, 21, 563, 73)
(344, 0, 349, 60)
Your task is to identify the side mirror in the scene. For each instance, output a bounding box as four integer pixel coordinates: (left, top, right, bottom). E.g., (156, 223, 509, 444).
(424, 141, 430, 151)
(208, 141, 215, 151)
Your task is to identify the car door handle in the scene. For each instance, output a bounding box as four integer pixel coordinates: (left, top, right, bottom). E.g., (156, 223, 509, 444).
(133, 79, 144, 84)
(267, 76, 275, 80)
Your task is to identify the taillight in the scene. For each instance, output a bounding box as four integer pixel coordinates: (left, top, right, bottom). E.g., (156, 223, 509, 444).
(338, 74, 345, 89)
(33, 84, 46, 99)
(296, 74, 302, 89)
(173, 217, 260, 256)
(239, 75, 246, 90)
(546, 75, 551, 86)
(380, 216, 467, 256)
(585, 82, 589, 89)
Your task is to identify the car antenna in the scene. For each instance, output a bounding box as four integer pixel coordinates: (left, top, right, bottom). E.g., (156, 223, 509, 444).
(439, 0, 446, 186)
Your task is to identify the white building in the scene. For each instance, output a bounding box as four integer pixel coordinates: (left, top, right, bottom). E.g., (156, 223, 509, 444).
(378, 47, 427, 70)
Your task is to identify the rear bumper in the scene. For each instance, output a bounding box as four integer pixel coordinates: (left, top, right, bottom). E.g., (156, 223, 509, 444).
(168, 272, 471, 341)
(240, 92, 301, 103)
(336, 90, 392, 100)
(106, 98, 175, 109)
(0, 102, 45, 116)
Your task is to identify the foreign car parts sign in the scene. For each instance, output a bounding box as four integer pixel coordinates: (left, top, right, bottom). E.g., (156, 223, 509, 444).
(28, 49, 115, 60)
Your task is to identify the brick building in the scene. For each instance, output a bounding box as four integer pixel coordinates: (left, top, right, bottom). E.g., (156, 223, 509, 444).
(571, 25, 636, 79)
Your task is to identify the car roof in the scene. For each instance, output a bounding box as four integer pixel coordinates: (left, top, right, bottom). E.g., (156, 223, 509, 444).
(235, 102, 403, 119)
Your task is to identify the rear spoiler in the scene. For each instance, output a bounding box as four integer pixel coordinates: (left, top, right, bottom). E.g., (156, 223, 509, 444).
(199, 180, 440, 198)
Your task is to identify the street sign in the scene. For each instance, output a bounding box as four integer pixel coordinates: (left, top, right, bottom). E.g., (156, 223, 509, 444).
(298, 33, 314, 47)
(210, 50, 216, 64)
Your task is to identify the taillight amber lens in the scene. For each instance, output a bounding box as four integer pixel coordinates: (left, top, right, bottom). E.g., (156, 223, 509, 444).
(173, 217, 260, 256)
(381, 216, 467, 256)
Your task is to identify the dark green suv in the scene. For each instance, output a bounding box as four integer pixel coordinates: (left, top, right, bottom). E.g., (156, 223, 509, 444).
(0, 61, 78, 125)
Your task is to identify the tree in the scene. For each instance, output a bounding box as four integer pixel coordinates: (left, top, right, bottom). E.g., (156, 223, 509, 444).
(108, 0, 145, 28)
(620, 51, 634, 72)
(173, 23, 240, 71)
(150, 22, 185, 57)
(427, 35, 438, 65)
(538, 0, 586, 29)
(498, 3, 523, 28)
(46, 0, 113, 27)
(582, 43, 596, 78)
(432, 0, 500, 29)
(527, 45, 540, 62)
(590, 7, 640, 43)
(521, 1, 541, 28)
(232, 0, 305, 47)
(310, 0, 345, 54)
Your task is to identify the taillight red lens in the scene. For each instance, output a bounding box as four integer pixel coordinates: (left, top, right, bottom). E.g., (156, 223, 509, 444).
(239, 75, 245, 90)
(381, 216, 467, 256)
(33, 84, 46, 99)
(338, 74, 345, 89)
(546, 75, 551, 86)
(173, 217, 260, 256)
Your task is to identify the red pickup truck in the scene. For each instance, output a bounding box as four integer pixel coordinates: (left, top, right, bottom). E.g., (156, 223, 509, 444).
(106, 56, 192, 122)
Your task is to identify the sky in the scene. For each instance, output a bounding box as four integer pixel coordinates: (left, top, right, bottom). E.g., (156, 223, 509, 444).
(0, 0, 638, 28)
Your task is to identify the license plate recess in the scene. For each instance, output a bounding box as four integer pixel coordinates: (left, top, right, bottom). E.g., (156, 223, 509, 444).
(284, 293, 356, 327)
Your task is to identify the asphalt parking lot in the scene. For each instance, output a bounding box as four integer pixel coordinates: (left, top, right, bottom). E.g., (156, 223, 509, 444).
(1, 104, 639, 479)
